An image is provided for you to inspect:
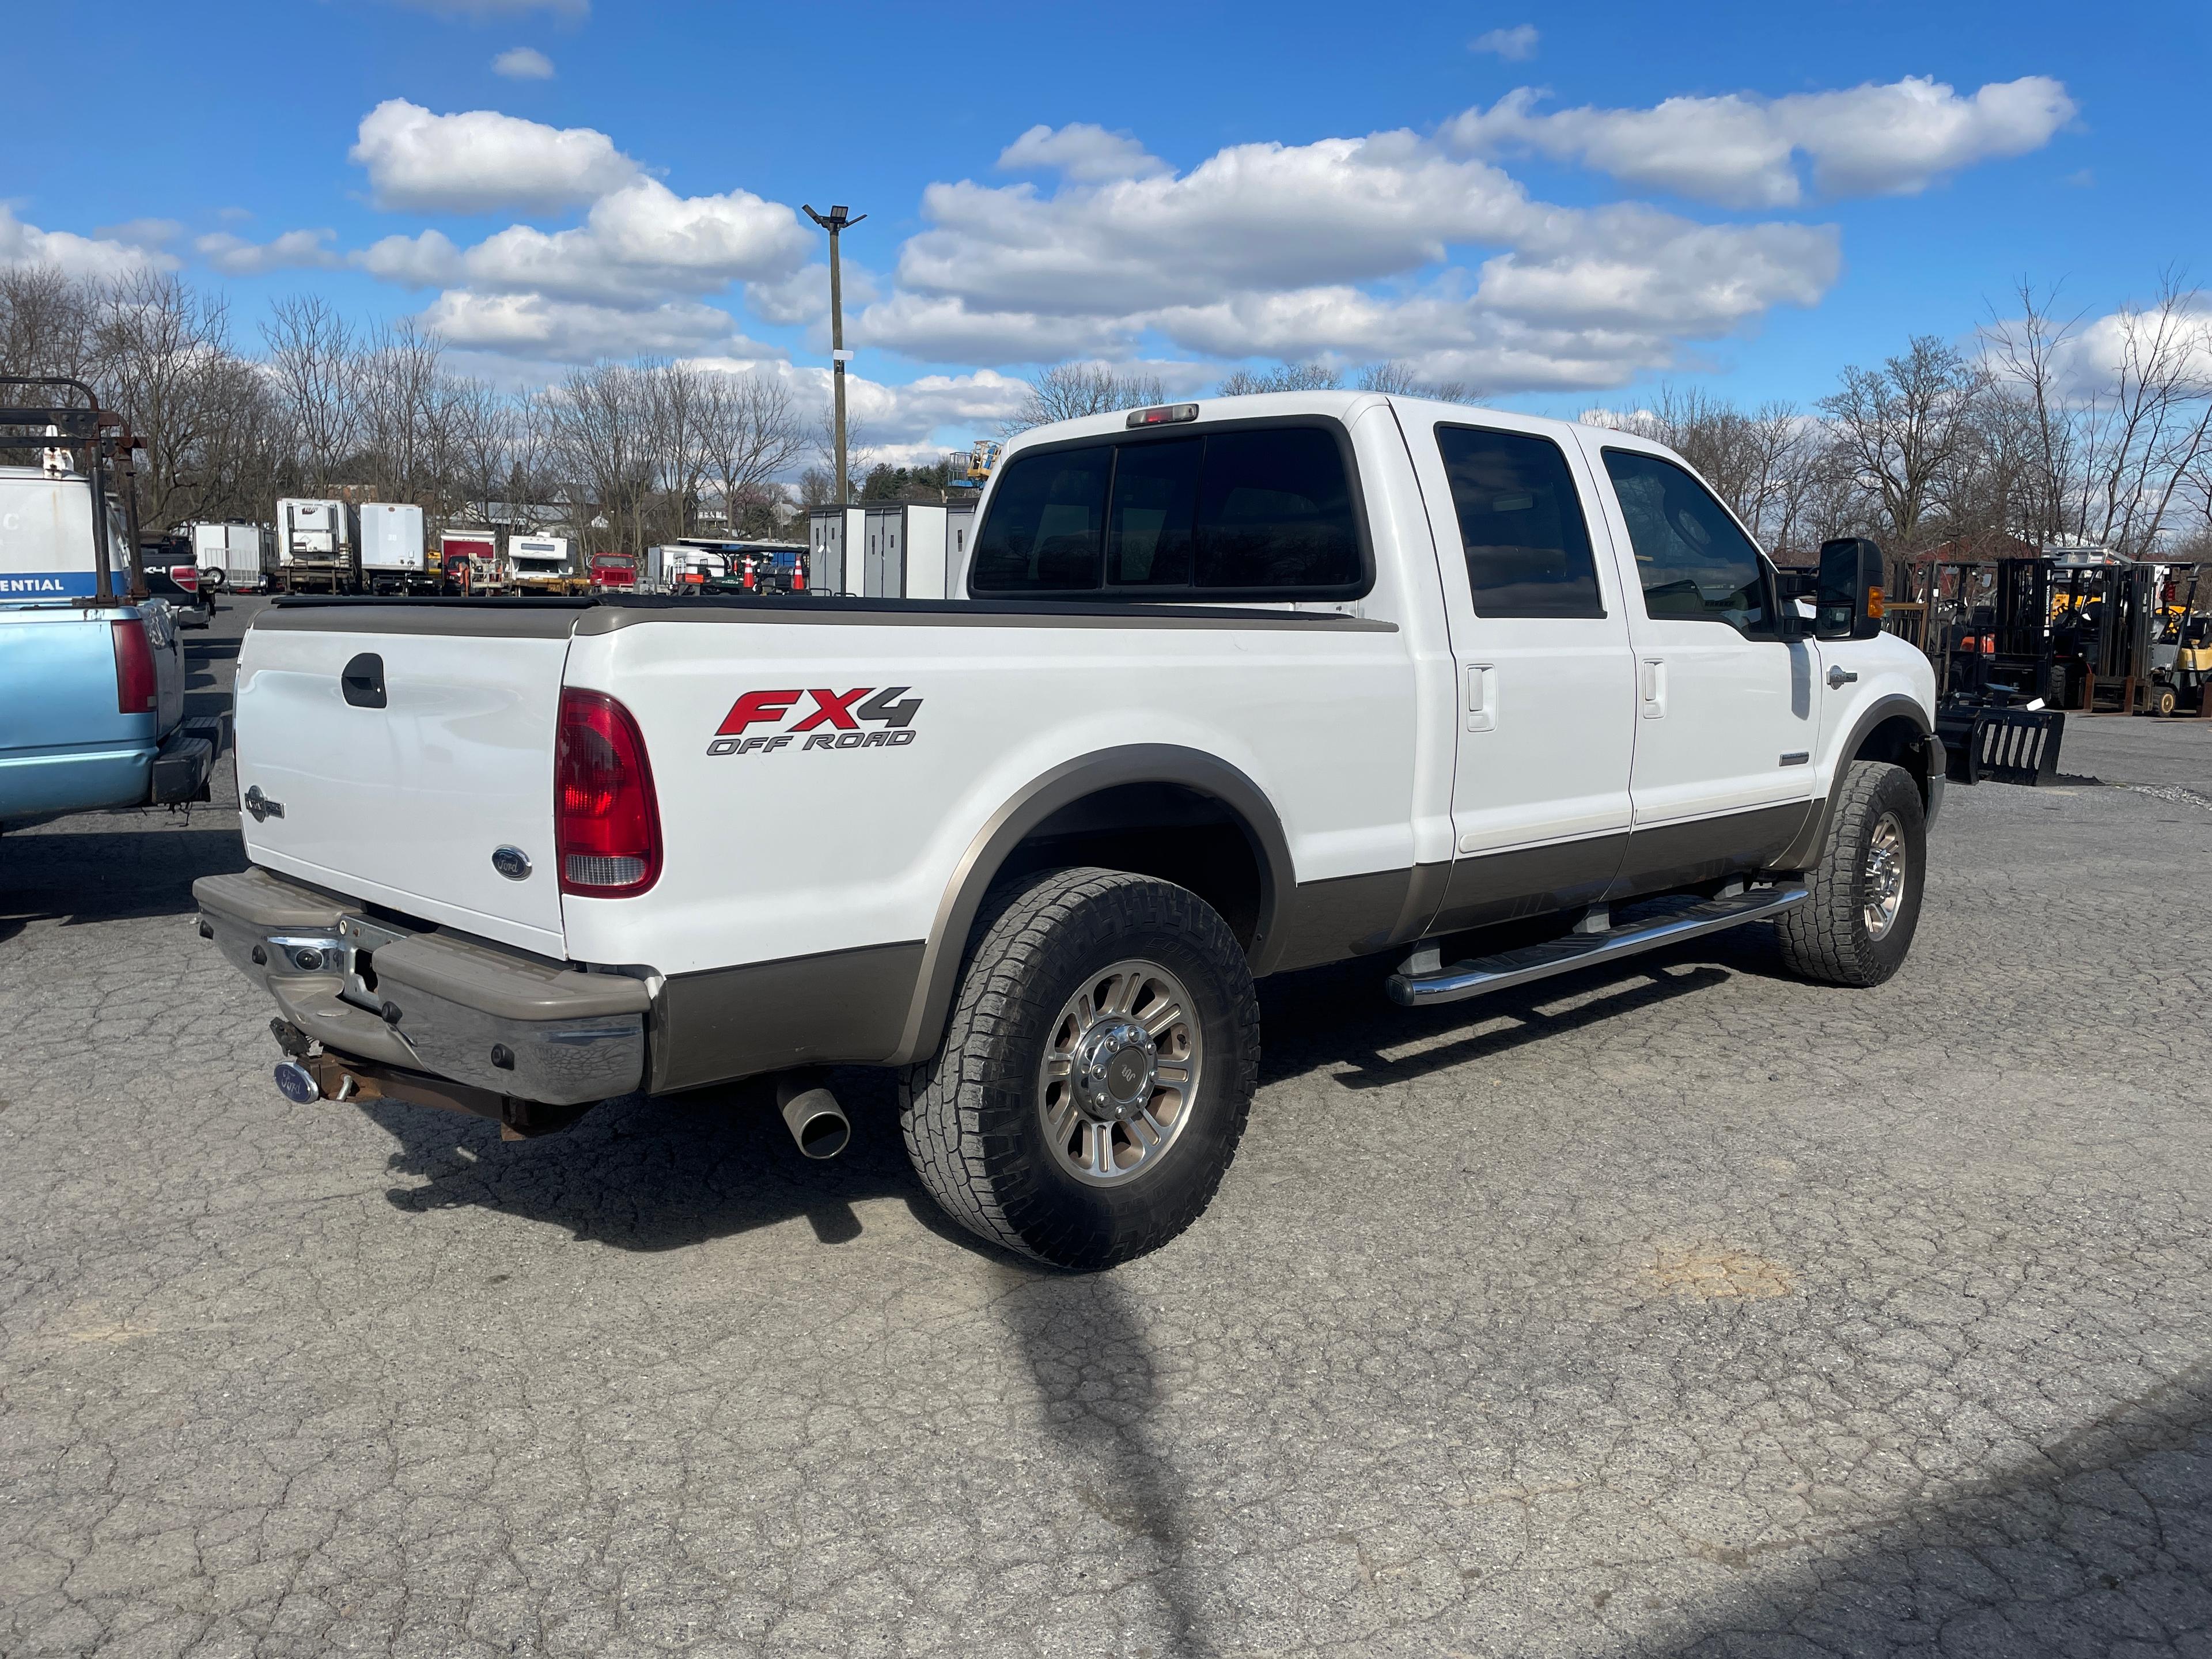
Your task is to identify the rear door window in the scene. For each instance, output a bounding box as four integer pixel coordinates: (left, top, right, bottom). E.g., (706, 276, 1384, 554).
(1435, 425, 1604, 618)
(1191, 427, 1360, 592)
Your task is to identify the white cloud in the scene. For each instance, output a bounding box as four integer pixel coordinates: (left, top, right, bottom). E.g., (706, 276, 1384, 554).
(416, 289, 752, 360)
(997, 123, 1170, 183)
(353, 229, 463, 286)
(492, 46, 555, 79)
(745, 260, 881, 329)
(94, 218, 183, 248)
(350, 99, 638, 213)
(0, 207, 177, 280)
(862, 123, 1840, 389)
(1469, 24, 1537, 61)
(1444, 74, 2075, 208)
(217, 206, 254, 224)
(453, 176, 808, 302)
(195, 228, 342, 275)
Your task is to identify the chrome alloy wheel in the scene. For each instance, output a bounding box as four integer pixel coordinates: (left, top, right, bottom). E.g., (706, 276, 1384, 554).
(1862, 811, 1908, 941)
(1039, 959, 1202, 1186)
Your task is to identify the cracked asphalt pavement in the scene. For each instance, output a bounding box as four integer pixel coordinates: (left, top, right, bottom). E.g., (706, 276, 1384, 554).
(4, 598, 2211, 1657)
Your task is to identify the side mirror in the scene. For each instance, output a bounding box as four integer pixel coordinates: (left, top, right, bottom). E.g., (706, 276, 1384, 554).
(1817, 537, 1885, 641)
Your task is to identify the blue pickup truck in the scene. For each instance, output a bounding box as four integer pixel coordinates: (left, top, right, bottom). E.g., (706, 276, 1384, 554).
(0, 382, 218, 831)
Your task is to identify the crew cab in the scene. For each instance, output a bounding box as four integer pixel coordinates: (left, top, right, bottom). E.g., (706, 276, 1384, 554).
(195, 393, 1943, 1269)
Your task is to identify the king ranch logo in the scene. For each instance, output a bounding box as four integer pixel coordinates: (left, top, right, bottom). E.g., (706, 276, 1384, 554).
(707, 687, 922, 756)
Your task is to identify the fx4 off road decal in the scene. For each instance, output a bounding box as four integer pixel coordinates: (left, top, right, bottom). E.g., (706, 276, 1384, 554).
(707, 687, 922, 756)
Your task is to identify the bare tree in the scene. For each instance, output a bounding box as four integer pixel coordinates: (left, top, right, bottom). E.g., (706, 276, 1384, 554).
(354, 319, 461, 508)
(700, 371, 805, 532)
(2070, 272, 2212, 554)
(1354, 360, 1477, 403)
(0, 265, 98, 383)
(1002, 363, 1169, 435)
(1818, 336, 1989, 553)
(262, 294, 359, 495)
(544, 361, 656, 554)
(89, 271, 241, 532)
(1218, 361, 1342, 395)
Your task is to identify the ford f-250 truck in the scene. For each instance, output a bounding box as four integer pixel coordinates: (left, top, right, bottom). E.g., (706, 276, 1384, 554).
(195, 392, 1943, 1269)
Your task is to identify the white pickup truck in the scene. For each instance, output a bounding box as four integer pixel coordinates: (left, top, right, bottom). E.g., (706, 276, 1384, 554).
(195, 392, 1942, 1269)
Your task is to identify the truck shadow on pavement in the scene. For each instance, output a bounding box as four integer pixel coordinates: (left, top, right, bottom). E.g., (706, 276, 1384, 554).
(362, 1066, 933, 1253)
(0, 823, 245, 945)
(1257, 950, 1733, 1090)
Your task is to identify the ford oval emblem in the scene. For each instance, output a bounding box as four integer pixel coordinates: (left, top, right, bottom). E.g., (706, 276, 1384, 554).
(491, 846, 532, 881)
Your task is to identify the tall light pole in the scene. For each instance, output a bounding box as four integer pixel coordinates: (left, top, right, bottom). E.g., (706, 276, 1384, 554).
(802, 202, 865, 505)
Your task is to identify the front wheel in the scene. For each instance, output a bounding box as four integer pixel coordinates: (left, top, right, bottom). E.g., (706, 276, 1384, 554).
(900, 868, 1259, 1270)
(1777, 760, 1927, 987)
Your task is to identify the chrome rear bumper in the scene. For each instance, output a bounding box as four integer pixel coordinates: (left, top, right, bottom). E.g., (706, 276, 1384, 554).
(193, 867, 650, 1106)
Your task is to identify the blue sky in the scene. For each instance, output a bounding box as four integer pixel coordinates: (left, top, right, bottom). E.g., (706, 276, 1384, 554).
(4, 0, 2205, 459)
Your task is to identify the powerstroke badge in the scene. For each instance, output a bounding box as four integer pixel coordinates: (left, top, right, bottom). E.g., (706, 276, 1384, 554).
(707, 687, 922, 756)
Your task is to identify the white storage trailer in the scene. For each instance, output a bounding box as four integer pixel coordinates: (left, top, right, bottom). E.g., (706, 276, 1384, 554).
(806, 506, 867, 596)
(358, 503, 427, 593)
(946, 502, 976, 592)
(274, 498, 357, 593)
(192, 522, 274, 593)
(858, 504, 951, 599)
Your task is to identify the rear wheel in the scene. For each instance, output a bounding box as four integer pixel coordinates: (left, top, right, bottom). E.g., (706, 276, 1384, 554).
(2149, 684, 2179, 718)
(1777, 760, 1926, 987)
(900, 867, 1258, 1270)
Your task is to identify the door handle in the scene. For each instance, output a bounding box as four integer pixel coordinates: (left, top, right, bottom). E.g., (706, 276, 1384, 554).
(1466, 664, 1495, 732)
(1641, 658, 1666, 719)
(1827, 665, 1858, 688)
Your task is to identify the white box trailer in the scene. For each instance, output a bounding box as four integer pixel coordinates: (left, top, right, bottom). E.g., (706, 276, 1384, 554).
(806, 506, 867, 596)
(275, 498, 358, 593)
(358, 503, 427, 593)
(193, 522, 274, 593)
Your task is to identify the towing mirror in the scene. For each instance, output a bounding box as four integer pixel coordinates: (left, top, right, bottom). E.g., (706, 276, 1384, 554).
(1816, 538, 1885, 641)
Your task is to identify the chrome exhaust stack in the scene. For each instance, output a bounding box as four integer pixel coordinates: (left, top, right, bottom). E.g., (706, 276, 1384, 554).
(777, 1070, 850, 1160)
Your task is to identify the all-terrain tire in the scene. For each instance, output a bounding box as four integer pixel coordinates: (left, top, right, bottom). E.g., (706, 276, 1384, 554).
(899, 866, 1259, 1271)
(1776, 759, 1926, 987)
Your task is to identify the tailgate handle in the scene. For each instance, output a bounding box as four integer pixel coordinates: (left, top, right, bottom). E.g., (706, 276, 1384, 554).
(341, 653, 387, 710)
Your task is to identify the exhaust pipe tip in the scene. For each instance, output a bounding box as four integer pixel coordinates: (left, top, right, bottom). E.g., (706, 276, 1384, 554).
(273, 1061, 322, 1104)
(776, 1071, 850, 1160)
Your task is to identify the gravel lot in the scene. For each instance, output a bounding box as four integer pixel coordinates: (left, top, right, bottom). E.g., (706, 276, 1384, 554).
(3, 597, 2210, 1658)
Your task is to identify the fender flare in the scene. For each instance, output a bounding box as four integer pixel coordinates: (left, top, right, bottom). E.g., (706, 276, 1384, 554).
(887, 745, 1294, 1066)
(1770, 694, 1934, 872)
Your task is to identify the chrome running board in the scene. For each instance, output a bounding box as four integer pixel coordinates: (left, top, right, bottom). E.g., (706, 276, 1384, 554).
(1387, 885, 1810, 1008)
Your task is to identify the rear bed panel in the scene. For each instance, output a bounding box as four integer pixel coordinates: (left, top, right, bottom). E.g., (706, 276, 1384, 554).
(234, 620, 571, 956)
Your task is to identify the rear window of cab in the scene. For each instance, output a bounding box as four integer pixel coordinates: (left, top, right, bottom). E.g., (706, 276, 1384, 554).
(968, 420, 1369, 600)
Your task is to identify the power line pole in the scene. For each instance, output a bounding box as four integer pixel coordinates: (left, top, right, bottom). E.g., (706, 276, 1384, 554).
(801, 203, 865, 504)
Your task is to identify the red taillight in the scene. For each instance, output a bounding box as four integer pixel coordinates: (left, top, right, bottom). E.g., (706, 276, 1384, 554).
(112, 618, 157, 714)
(556, 689, 661, 897)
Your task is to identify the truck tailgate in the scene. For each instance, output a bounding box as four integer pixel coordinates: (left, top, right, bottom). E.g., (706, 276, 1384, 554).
(234, 617, 571, 955)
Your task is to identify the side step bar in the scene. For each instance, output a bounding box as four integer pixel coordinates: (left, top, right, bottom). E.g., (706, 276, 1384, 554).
(1387, 885, 1810, 1009)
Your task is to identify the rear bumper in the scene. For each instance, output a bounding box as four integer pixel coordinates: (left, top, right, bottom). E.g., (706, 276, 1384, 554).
(193, 866, 651, 1107)
(0, 745, 152, 822)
